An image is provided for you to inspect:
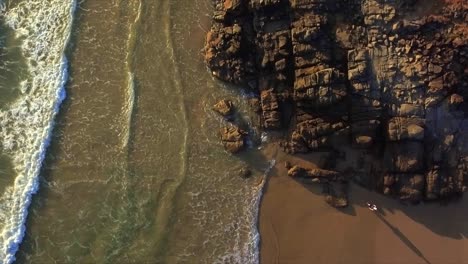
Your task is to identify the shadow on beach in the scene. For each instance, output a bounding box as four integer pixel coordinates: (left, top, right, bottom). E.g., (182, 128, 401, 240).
(346, 183, 468, 240)
(374, 211, 432, 264)
(275, 147, 468, 241)
(257, 145, 468, 264)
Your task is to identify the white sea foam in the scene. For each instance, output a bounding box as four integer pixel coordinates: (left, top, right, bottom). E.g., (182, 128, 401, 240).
(0, 1, 76, 263)
(215, 159, 276, 264)
(121, 0, 142, 150)
(122, 71, 135, 149)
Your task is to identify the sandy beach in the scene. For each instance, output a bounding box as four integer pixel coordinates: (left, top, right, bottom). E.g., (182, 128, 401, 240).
(259, 146, 468, 264)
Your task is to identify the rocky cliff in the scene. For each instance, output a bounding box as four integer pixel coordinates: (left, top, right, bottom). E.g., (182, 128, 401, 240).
(205, 0, 468, 205)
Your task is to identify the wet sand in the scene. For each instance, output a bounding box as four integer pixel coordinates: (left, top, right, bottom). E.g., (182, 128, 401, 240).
(259, 146, 468, 264)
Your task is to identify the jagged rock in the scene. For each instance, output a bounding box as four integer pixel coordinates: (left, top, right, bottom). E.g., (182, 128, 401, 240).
(325, 179, 349, 208)
(205, 24, 251, 84)
(222, 0, 242, 12)
(213, 0, 244, 21)
(290, 0, 329, 10)
(426, 159, 467, 200)
(239, 166, 253, 178)
(249, 0, 283, 10)
(351, 120, 381, 148)
(400, 174, 424, 201)
(213, 99, 235, 117)
(387, 117, 425, 141)
(426, 166, 442, 200)
(205, 0, 468, 206)
(383, 173, 424, 202)
(284, 118, 345, 153)
(354, 136, 373, 147)
(220, 126, 247, 153)
(249, 98, 262, 113)
(287, 165, 340, 180)
(325, 193, 348, 208)
(256, 30, 292, 81)
(294, 68, 347, 108)
(388, 103, 424, 117)
(449, 93, 464, 111)
(260, 89, 281, 129)
(385, 142, 424, 173)
(286, 163, 348, 208)
(383, 174, 395, 187)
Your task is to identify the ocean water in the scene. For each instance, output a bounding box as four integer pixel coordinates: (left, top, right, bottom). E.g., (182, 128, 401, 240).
(0, 0, 75, 262)
(0, 0, 270, 263)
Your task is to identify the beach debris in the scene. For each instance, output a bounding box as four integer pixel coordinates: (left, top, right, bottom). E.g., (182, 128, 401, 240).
(366, 202, 378, 211)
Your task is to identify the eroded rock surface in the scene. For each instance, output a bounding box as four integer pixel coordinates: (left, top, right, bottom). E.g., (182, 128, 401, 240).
(213, 99, 235, 117)
(220, 126, 247, 153)
(206, 0, 468, 205)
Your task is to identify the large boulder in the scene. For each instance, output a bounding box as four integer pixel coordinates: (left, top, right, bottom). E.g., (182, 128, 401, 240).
(213, 99, 235, 117)
(213, 0, 244, 21)
(325, 181, 349, 208)
(287, 165, 340, 180)
(387, 117, 425, 141)
(384, 142, 424, 173)
(220, 126, 247, 153)
(294, 68, 347, 108)
(284, 117, 345, 153)
(204, 24, 251, 84)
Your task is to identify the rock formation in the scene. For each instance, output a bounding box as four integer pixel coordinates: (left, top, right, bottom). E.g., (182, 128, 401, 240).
(213, 99, 235, 118)
(206, 0, 468, 206)
(220, 126, 247, 153)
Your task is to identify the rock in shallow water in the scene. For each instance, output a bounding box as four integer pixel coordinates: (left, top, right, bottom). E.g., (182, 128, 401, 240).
(213, 99, 235, 118)
(220, 126, 247, 153)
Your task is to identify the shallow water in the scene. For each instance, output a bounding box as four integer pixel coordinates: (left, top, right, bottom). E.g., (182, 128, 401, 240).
(6, 1, 268, 263)
(0, 19, 27, 108)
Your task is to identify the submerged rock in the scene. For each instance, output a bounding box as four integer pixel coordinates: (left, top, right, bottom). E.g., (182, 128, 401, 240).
(238, 166, 252, 178)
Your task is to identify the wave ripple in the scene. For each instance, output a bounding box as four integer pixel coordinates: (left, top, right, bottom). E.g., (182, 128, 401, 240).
(0, 1, 76, 263)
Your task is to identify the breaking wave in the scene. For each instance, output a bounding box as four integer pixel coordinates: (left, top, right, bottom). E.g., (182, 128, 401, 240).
(214, 159, 276, 264)
(0, 0, 76, 263)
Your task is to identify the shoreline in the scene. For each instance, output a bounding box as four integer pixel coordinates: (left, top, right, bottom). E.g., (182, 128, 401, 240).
(258, 145, 468, 264)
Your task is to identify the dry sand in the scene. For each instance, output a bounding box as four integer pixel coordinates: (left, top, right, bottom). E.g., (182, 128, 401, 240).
(259, 145, 468, 264)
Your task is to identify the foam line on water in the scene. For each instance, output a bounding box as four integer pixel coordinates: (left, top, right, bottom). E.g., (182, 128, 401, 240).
(122, 0, 142, 150)
(0, 1, 76, 263)
(215, 159, 276, 264)
(122, 71, 136, 149)
(245, 159, 276, 264)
